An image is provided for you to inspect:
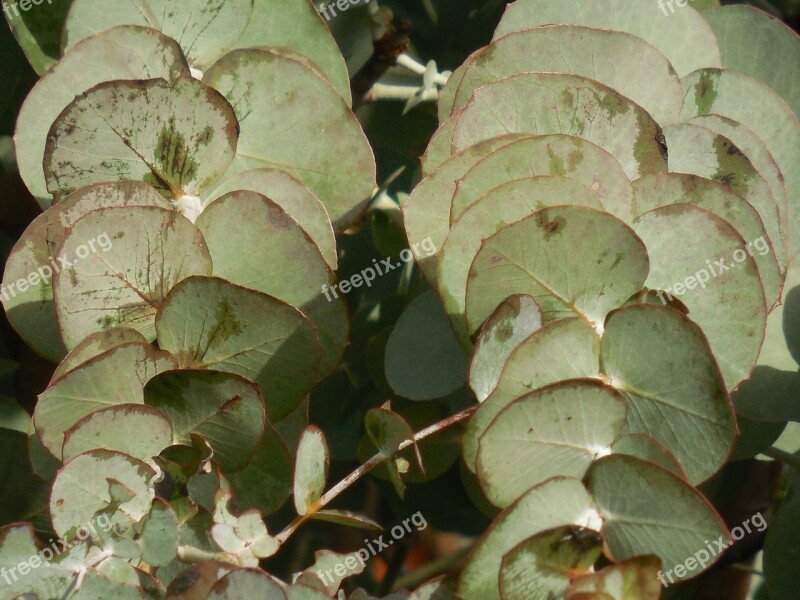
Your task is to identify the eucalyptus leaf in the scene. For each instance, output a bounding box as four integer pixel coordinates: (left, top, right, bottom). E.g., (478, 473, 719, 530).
(441, 175, 605, 345)
(44, 77, 238, 202)
(451, 73, 668, 181)
(208, 568, 287, 599)
(205, 168, 338, 270)
(465, 206, 649, 336)
(403, 135, 525, 283)
(2, 181, 171, 363)
(493, 0, 722, 77)
(586, 455, 729, 582)
(632, 203, 767, 390)
(63, 0, 254, 72)
(464, 318, 601, 472)
(478, 380, 627, 508)
(62, 404, 173, 466)
(34, 342, 178, 458)
(145, 370, 266, 473)
(196, 190, 347, 377)
(448, 135, 634, 225)
(53, 206, 213, 348)
(499, 526, 602, 600)
(385, 290, 469, 401)
(610, 434, 686, 479)
(50, 449, 156, 540)
(15, 25, 188, 207)
(203, 48, 375, 230)
(469, 295, 543, 402)
(457, 477, 595, 600)
(52, 328, 148, 383)
(564, 555, 662, 600)
(294, 426, 329, 516)
(452, 25, 683, 126)
(140, 498, 179, 567)
(602, 304, 736, 483)
(155, 275, 321, 423)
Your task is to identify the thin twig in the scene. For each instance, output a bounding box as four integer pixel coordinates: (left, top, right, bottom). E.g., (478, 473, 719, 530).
(764, 446, 800, 469)
(276, 406, 477, 544)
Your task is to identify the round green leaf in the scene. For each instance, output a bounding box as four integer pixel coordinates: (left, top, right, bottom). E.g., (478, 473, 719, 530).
(206, 168, 337, 270)
(602, 304, 736, 483)
(464, 318, 601, 472)
(587, 455, 730, 582)
(63, 0, 254, 72)
(469, 295, 543, 402)
(34, 342, 178, 458)
(62, 404, 173, 466)
(441, 175, 604, 345)
(144, 370, 266, 473)
(703, 5, 800, 118)
(457, 477, 595, 600)
(227, 423, 293, 516)
(294, 426, 329, 516)
(681, 68, 800, 257)
(610, 434, 686, 479)
(53, 206, 213, 349)
(15, 25, 188, 207)
(137, 500, 178, 569)
(452, 73, 668, 181)
(499, 526, 602, 600)
(465, 206, 650, 336)
(478, 380, 627, 508)
(493, 0, 722, 77)
(208, 568, 287, 599)
(631, 204, 767, 390)
(404, 134, 525, 283)
(196, 190, 347, 377)
(385, 290, 469, 401)
(156, 276, 321, 423)
(50, 449, 156, 540)
(203, 48, 375, 230)
(632, 173, 782, 308)
(2, 181, 171, 363)
(448, 135, 635, 225)
(663, 121, 786, 271)
(452, 26, 683, 126)
(230, 0, 351, 103)
(52, 328, 149, 383)
(44, 77, 238, 202)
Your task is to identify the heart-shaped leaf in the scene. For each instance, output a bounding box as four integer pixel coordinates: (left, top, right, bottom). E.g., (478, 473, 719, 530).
(465, 206, 649, 335)
(469, 295, 543, 401)
(145, 370, 266, 473)
(156, 276, 321, 423)
(493, 0, 721, 77)
(15, 25, 188, 206)
(452, 26, 683, 125)
(197, 190, 347, 377)
(451, 73, 668, 180)
(34, 342, 177, 458)
(53, 206, 213, 348)
(44, 77, 238, 202)
(478, 380, 627, 507)
(203, 48, 375, 230)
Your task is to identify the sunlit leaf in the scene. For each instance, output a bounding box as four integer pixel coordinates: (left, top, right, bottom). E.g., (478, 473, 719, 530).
(294, 426, 329, 516)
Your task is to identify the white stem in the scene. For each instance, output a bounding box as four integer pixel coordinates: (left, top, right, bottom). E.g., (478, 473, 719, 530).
(396, 53, 427, 76)
(365, 83, 438, 103)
